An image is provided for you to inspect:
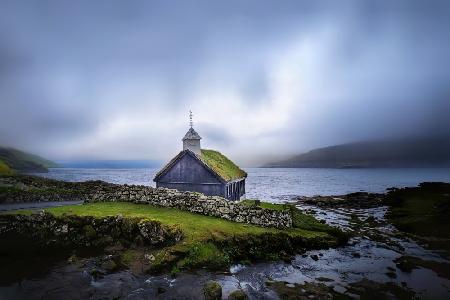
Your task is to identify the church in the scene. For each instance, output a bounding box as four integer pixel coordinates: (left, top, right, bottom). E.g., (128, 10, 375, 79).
(153, 113, 247, 200)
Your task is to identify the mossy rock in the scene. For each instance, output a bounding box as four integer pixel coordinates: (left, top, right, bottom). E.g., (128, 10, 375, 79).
(203, 280, 222, 300)
(178, 242, 230, 270)
(228, 289, 248, 300)
(83, 225, 97, 239)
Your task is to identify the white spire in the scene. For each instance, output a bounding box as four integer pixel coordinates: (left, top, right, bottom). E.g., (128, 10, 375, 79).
(183, 110, 201, 155)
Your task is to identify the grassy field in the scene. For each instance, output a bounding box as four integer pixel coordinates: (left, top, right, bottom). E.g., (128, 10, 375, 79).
(9, 201, 343, 273)
(240, 199, 289, 211)
(45, 202, 330, 242)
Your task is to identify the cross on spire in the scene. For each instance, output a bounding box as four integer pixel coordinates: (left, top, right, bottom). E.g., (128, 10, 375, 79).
(189, 110, 193, 128)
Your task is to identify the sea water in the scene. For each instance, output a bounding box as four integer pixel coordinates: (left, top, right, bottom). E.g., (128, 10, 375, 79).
(34, 167, 450, 202)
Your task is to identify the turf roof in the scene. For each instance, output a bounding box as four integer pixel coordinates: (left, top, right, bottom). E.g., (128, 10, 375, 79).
(199, 149, 247, 181)
(154, 149, 247, 182)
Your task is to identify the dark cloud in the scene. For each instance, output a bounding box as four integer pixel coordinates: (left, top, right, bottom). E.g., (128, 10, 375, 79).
(0, 0, 449, 164)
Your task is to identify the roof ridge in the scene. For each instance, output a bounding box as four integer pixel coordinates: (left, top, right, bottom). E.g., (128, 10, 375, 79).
(154, 149, 247, 182)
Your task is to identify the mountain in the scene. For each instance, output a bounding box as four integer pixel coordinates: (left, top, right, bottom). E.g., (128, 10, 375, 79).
(0, 146, 58, 173)
(58, 160, 160, 169)
(263, 136, 450, 168)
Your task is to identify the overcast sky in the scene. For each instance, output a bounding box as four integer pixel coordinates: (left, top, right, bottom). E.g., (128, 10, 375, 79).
(1, 0, 450, 166)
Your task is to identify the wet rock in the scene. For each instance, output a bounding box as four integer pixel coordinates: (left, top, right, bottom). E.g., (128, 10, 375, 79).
(100, 259, 117, 273)
(228, 289, 248, 300)
(67, 254, 78, 263)
(310, 254, 319, 261)
(203, 280, 222, 300)
(89, 267, 104, 279)
(395, 256, 450, 279)
(296, 192, 385, 209)
(144, 253, 155, 262)
(351, 252, 361, 258)
(347, 279, 415, 299)
(267, 281, 336, 299)
(385, 271, 397, 279)
(315, 277, 334, 282)
(157, 286, 166, 294)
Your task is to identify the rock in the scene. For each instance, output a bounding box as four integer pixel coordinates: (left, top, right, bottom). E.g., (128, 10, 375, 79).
(228, 289, 247, 300)
(83, 225, 97, 239)
(67, 254, 78, 263)
(385, 271, 397, 279)
(89, 268, 104, 279)
(100, 259, 117, 273)
(315, 277, 334, 282)
(203, 280, 222, 300)
(157, 287, 166, 294)
(351, 252, 361, 258)
(310, 254, 319, 261)
(144, 253, 155, 261)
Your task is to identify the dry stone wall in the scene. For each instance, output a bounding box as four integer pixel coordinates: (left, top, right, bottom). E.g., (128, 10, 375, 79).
(0, 212, 183, 249)
(88, 184, 293, 228)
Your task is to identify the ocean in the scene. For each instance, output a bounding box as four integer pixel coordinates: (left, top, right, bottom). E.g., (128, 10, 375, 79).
(33, 167, 450, 203)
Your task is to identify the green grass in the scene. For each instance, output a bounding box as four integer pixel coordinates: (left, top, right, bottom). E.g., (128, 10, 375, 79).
(240, 199, 288, 211)
(45, 202, 328, 244)
(200, 149, 247, 181)
(178, 242, 230, 269)
(0, 160, 14, 175)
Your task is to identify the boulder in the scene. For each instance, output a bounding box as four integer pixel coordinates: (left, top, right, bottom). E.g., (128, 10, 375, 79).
(203, 280, 222, 300)
(228, 289, 248, 300)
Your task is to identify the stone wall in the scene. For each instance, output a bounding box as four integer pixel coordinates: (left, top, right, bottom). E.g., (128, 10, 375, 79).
(0, 212, 183, 250)
(1, 175, 293, 228)
(88, 184, 293, 228)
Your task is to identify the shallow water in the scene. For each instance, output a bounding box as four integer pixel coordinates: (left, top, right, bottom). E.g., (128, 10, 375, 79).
(35, 167, 450, 202)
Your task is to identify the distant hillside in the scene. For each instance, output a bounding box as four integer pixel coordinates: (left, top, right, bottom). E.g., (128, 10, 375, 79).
(0, 146, 58, 173)
(263, 137, 450, 168)
(59, 160, 160, 169)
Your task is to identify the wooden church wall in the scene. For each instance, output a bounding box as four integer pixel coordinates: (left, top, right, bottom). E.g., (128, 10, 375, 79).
(156, 153, 225, 197)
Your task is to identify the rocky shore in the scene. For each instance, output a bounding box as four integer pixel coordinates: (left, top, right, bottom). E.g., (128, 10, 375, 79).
(294, 192, 385, 209)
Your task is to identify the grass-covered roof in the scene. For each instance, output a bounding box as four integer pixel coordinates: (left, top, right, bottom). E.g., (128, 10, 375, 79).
(199, 149, 247, 181)
(154, 148, 247, 182)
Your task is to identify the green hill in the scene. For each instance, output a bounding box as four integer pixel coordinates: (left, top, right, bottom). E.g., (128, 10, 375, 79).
(0, 160, 14, 175)
(264, 136, 450, 168)
(0, 147, 58, 173)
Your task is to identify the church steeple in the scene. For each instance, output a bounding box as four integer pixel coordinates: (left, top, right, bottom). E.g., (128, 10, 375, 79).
(182, 111, 202, 155)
